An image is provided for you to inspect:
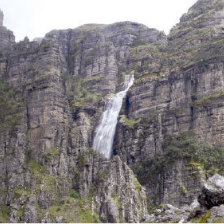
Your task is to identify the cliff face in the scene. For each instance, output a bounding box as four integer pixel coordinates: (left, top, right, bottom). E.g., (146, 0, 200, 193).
(1, 0, 224, 222)
(0, 19, 163, 222)
(115, 0, 224, 208)
(0, 10, 14, 50)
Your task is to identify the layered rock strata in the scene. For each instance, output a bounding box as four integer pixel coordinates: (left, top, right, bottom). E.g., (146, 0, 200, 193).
(1, 0, 224, 222)
(0, 16, 164, 222)
(115, 0, 224, 207)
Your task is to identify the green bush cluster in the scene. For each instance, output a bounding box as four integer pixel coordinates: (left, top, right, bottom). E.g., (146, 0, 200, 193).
(0, 80, 25, 136)
(134, 132, 224, 185)
(69, 189, 79, 199)
(0, 205, 10, 222)
(38, 193, 100, 223)
(65, 75, 103, 114)
(191, 211, 211, 223)
(191, 92, 224, 108)
(131, 39, 147, 48)
(120, 115, 141, 129)
(43, 148, 59, 159)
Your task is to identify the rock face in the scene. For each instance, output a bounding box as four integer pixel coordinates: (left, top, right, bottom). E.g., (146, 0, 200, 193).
(0, 17, 161, 222)
(1, 0, 224, 222)
(0, 9, 14, 50)
(115, 0, 224, 207)
(93, 156, 147, 223)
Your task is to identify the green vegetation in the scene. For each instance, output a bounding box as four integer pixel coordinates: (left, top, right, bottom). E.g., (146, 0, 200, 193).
(130, 42, 164, 83)
(134, 132, 224, 185)
(95, 168, 110, 184)
(146, 198, 156, 213)
(38, 194, 100, 223)
(112, 192, 121, 208)
(24, 155, 99, 222)
(167, 16, 224, 73)
(40, 175, 62, 193)
(129, 0, 224, 80)
(15, 188, 30, 199)
(166, 108, 186, 117)
(26, 74, 50, 91)
(65, 75, 103, 114)
(130, 43, 151, 51)
(133, 176, 141, 191)
(43, 148, 59, 159)
(25, 155, 63, 201)
(127, 0, 224, 84)
(78, 195, 100, 223)
(69, 189, 79, 199)
(25, 156, 43, 173)
(191, 92, 224, 108)
(131, 39, 147, 48)
(0, 205, 10, 222)
(178, 168, 188, 195)
(111, 192, 125, 222)
(0, 80, 25, 136)
(117, 64, 128, 83)
(18, 207, 24, 218)
(77, 153, 88, 169)
(137, 115, 158, 145)
(120, 115, 141, 129)
(191, 211, 211, 223)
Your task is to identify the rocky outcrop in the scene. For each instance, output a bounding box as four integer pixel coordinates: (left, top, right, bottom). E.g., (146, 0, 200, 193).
(198, 174, 224, 208)
(0, 11, 15, 50)
(190, 174, 224, 223)
(93, 156, 147, 223)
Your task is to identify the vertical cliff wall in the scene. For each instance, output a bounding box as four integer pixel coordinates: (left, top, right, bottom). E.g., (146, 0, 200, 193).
(115, 0, 224, 208)
(1, 0, 224, 222)
(0, 17, 164, 222)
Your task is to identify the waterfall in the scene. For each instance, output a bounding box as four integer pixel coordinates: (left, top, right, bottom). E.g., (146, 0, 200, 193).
(93, 75, 134, 159)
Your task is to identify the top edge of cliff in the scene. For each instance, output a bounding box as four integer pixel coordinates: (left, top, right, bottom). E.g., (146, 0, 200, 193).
(179, 0, 224, 26)
(45, 21, 162, 37)
(2, 0, 224, 43)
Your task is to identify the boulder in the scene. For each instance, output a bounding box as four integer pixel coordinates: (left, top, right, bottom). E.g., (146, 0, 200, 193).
(198, 174, 224, 208)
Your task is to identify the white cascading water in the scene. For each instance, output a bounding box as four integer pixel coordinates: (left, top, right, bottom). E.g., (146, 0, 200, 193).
(93, 75, 134, 159)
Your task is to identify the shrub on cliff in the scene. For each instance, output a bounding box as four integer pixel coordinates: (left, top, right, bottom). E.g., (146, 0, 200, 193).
(0, 80, 25, 136)
(134, 132, 224, 185)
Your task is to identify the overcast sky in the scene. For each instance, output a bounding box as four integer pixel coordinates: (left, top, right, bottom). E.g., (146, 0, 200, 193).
(1, 0, 198, 42)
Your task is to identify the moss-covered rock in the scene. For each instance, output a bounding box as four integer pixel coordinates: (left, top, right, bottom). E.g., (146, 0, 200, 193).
(38, 195, 100, 223)
(0, 205, 10, 223)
